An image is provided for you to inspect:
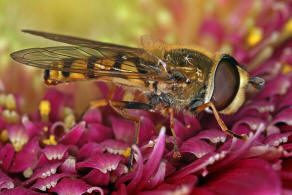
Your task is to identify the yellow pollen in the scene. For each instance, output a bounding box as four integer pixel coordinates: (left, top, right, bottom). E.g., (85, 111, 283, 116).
(12, 140, 27, 152)
(122, 147, 132, 158)
(62, 107, 74, 118)
(282, 63, 292, 74)
(5, 94, 16, 110)
(43, 126, 48, 132)
(0, 94, 7, 107)
(2, 109, 19, 123)
(284, 18, 292, 34)
(64, 114, 76, 130)
(246, 27, 263, 46)
(39, 101, 51, 122)
(23, 167, 33, 178)
(0, 130, 8, 143)
(42, 135, 57, 145)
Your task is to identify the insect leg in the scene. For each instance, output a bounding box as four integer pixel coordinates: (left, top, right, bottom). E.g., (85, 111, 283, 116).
(90, 98, 153, 169)
(195, 102, 247, 140)
(81, 85, 117, 117)
(108, 102, 140, 169)
(108, 101, 154, 169)
(168, 107, 182, 158)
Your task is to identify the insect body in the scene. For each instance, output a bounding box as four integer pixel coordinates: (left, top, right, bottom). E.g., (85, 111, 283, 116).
(10, 30, 264, 165)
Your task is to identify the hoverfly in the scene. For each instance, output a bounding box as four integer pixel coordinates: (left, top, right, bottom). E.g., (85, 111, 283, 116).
(10, 30, 264, 166)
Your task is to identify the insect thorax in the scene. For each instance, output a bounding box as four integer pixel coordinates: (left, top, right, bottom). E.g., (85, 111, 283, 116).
(150, 48, 214, 110)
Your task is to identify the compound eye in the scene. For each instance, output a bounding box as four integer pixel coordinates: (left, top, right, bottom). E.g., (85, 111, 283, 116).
(211, 55, 240, 111)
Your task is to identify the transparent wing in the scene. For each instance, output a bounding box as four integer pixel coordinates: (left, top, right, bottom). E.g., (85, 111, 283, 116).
(22, 30, 141, 52)
(10, 45, 170, 81)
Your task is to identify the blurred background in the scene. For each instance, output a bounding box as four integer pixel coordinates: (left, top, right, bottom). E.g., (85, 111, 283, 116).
(1, 0, 291, 113)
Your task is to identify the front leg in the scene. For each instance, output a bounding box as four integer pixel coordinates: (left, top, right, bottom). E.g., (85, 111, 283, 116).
(195, 101, 247, 140)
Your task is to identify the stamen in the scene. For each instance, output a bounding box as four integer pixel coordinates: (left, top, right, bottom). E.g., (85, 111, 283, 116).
(5, 94, 16, 110)
(282, 63, 292, 74)
(39, 101, 51, 122)
(12, 139, 28, 152)
(2, 109, 19, 123)
(0, 129, 8, 143)
(122, 147, 131, 158)
(43, 126, 49, 132)
(42, 135, 57, 145)
(23, 167, 33, 178)
(64, 114, 76, 130)
(0, 94, 6, 107)
(284, 18, 292, 34)
(246, 27, 263, 46)
(62, 107, 74, 118)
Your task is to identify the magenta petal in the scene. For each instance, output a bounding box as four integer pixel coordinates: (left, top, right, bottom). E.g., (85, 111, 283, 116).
(174, 118, 194, 141)
(135, 127, 166, 191)
(139, 185, 193, 195)
(31, 173, 70, 192)
(167, 151, 227, 183)
(112, 163, 128, 178)
(60, 156, 76, 174)
(201, 159, 281, 195)
(101, 139, 129, 155)
(168, 174, 198, 187)
(246, 145, 283, 160)
(270, 108, 292, 126)
(0, 169, 14, 190)
(25, 162, 62, 185)
(180, 138, 215, 158)
(139, 117, 156, 144)
(7, 124, 29, 147)
(199, 18, 225, 44)
(0, 116, 6, 132)
(232, 117, 266, 131)
(42, 89, 73, 121)
(111, 117, 133, 143)
(22, 119, 46, 138)
(264, 132, 292, 146)
(3, 187, 43, 195)
(77, 153, 122, 174)
(258, 75, 290, 99)
(43, 89, 73, 121)
(83, 169, 110, 186)
(80, 123, 113, 144)
(278, 90, 292, 110)
(143, 161, 166, 189)
(96, 81, 124, 100)
(42, 144, 69, 161)
(59, 122, 85, 145)
(125, 145, 144, 192)
(77, 142, 103, 161)
(156, 175, 197, 192)
(82, 108, 102, 124)
(112, 184, 127, 195)
(96, 82, 110, 98)
(183, 113, 201, 133)
(10, 138, 40, 173)
(251, 59, 282, 80)
(50, 178, 104, 195)
(0, 143, 14, 171)
(194, 129, 227, 143)
(233, 100, 274, 121)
